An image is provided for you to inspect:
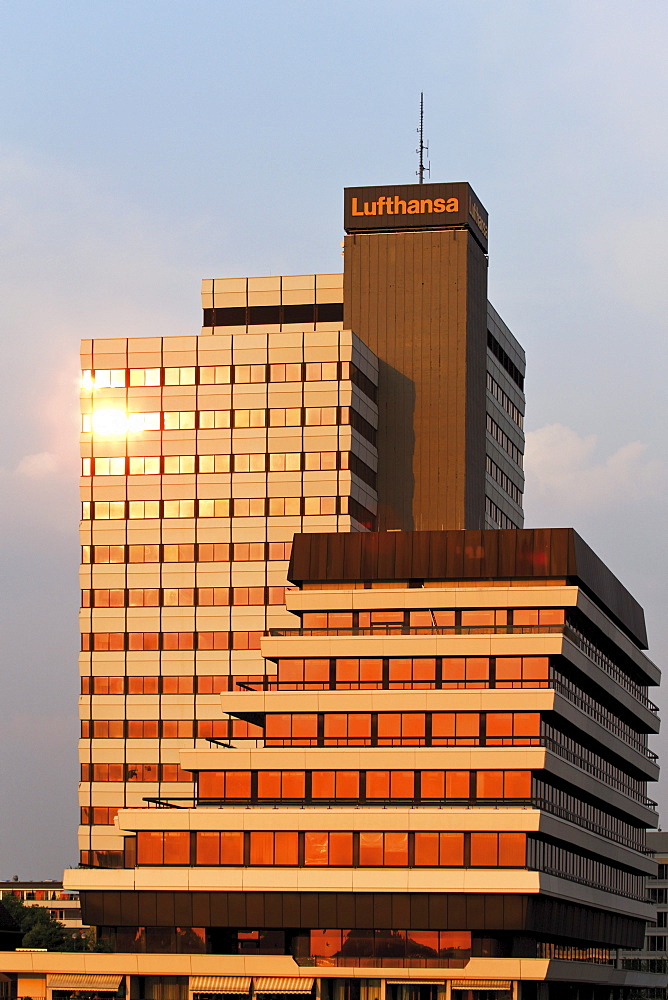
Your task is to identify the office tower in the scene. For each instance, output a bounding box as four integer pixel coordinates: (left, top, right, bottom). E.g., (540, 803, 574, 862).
(78, 300, 379, 865)
(343, 184, 524, 533)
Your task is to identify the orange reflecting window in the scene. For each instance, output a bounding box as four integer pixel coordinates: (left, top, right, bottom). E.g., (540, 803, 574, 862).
(216, 768, 253, 798)
(366, 772, 390, 799)
(499, 832, 526, 866)
(249, 831, 273, 865)
(387, 659, 412, 683)
(495, 658, 522, 683)
(376, 714, 400, 740)
(409, 610, 432, 628)
(371, 610, 404, 625)
(199, 771, 226, 799)
(163, 831, 190, 865)
(431, 714, 455, 741)
(470, 832, 498, 866)
(282, 772, 306, 798)
(461, 609, 496, 627)
(137, 831, 164, 865)
(421, 771, 445, 800)
(347, 714, 372, 741)
(329, 832, 354, 865)
(220, 832, 244, 865)
(304, 832, 328, 866)
(413, 659, 437, 683)
(513, 609, 538, 626)
(274, 831, 299, 865)
(391, 771, 415, 799)
(442, 659, 465, 686)
(292, 715, 318, 739)
(248, 831, 298, 865)
(161, 764, 189, 782)
(195, 832, 219, 865)
(402, 714, 426, 739)
(514, 713, 540, 738)
(477, 771, 504, 799)
(384, 832, 408, 865)
(304, 659, 330, 684)
(162, 720, 193, 738)
(505, 771, 532, 799)
(455, 714, 479, 740)
(441, 832, 465, 866)
(278, 660, 304, 684)
(466, 658, 489, 685)
(446, 771, 470, 799)
(485, 713, 511, 743)
(337, 771, 359, 798)
(197, 675, 228, 694)
(524, 657, 550, 680)
(358, 832, 384, 866)
(539, 608, 565, 625)
(257, 772, 281, 799)
(301, 613, 326, 628)
(323, 714, 346, 739)
(312, 771, 335, 799)
(414, 832, 439, 866)
(162, 676, 194, 694)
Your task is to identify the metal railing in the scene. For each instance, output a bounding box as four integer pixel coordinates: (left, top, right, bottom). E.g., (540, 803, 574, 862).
(542, 736, 657, 808)
(266, 622, 659, 716)
(565, 624, 659, 713)
(550, 676, 655, 758)
(268, 624, 564, 638)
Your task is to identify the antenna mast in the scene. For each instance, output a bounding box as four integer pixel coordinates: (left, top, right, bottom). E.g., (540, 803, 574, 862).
(416, 92, 430, 184)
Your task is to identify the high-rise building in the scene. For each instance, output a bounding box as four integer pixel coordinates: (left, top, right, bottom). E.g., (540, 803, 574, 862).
(77, 297, 380, 865)
(0, 183, 660, 1000)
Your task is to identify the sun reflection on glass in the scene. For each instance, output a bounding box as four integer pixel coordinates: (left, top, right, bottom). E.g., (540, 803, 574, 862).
(91, 409, 129, 435)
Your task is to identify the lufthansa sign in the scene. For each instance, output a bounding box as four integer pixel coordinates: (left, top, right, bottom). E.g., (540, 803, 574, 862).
(344, 182, 488, 251)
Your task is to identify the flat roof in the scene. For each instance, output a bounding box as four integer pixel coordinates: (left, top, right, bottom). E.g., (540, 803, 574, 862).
(288, 528, 647, 648)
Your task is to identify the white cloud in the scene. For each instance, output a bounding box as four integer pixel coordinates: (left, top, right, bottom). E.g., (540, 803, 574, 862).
(15, 452, 59, 477)
(523, 423, 665, 520)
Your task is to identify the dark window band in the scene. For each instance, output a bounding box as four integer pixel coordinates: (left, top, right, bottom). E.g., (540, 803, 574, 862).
(203, 303, 344, 328)
(487, 330, 524, 390)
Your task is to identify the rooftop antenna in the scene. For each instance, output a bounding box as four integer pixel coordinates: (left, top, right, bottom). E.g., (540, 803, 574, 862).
(416, 92, 430, 184)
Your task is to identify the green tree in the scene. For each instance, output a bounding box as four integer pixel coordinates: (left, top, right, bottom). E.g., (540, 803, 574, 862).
(1, 894, 93, 952)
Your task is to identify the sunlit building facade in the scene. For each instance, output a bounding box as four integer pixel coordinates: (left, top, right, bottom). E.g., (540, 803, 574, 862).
(78, 289, 379, 866)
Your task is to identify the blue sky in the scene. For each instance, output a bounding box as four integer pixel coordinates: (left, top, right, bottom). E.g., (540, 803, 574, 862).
(1, 0, 667, 875)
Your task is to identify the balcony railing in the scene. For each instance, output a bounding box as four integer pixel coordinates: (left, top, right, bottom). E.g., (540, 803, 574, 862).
(293, 956, 468, 968)
(265, 623, 659, 716)
(542, 736, 658, 807)
(268, 624, 564, 638)
(565, 624, 659, 714)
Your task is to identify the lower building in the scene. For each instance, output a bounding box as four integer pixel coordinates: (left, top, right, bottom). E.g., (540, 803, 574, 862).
(0, 882, 86, 933)
(1, 528, 660, 1000)
(620, 830, 668, 996)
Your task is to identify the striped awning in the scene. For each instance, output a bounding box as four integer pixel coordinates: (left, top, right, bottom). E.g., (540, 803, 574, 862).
(49, 976, 123, 991)
(450, 983, 512, 991)
(191, 978, 251, 994)
(254, 979, 314, 994)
